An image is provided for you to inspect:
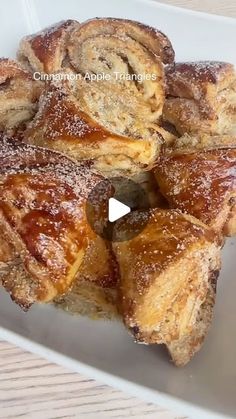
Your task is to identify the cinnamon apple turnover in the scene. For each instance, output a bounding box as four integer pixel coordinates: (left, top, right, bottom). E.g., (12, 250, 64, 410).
(68, 18, 175, 143)
(155, 134, 236, 236)
(0, 136, 107, 309)
(23, 79, 162, 175)
(113, 209, 221, 366)
(163, 61, 236, 135)
(18, 17, 177, 171)
(68, 18, 174, 118)
(18, 17, 175, 123)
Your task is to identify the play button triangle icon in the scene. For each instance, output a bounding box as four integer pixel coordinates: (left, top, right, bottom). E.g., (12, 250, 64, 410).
(86, 176, 150, 241)
(108, 197, 131, 223)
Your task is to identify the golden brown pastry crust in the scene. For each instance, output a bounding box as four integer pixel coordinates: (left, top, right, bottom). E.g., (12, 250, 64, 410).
(167, 269, 217, 366)
(55, 237, 119, 319)
(0, 58, 42, 134)
(67, 18, 173, 121)
(155, 134, 236, 236)
(0, 19, 229, 368)
(113, 209, 220, 366)
(54, 170, 167, 320)
(75, 237, 118, 289)
(73, 77, 174, 144)
(19, 17, 174, 174)
(0, 136, 105, 309)
(163, 61, 236, 135)
(18, 20, 80, 73)
(66, 17, 175, 142)
(23, 79, 162, 175)
(18, 18, 175, 146)
(68, 17, 175, 66)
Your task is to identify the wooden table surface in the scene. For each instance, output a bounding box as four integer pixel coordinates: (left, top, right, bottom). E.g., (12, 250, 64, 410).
(0, 1, 235, 418)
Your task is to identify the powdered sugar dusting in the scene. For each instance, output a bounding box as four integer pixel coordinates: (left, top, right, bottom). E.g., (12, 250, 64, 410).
(0, 136, 103, 200)
(156, 147, 236, 228)
(113, 208, 210, 297)
(166, 61, 233, 84)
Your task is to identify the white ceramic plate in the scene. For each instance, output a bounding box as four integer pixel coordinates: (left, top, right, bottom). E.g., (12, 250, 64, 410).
(0, 1, 236, 418)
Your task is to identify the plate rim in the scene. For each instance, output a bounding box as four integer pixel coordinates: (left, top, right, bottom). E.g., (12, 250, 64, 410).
(0, 326, 232, 419)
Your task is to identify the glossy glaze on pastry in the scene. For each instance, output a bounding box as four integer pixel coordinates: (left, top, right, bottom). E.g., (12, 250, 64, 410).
(155, 134, 236, 236)
(18, 20, 80, 73)
(23, 79, 162, 175)
(0, 136, 105, 308)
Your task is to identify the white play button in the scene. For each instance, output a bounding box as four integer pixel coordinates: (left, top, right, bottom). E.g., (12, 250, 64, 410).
(86, 176, 150, 241)
(108, 197, 131, 222)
